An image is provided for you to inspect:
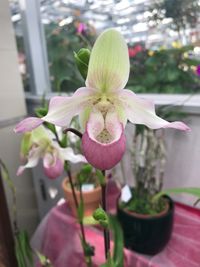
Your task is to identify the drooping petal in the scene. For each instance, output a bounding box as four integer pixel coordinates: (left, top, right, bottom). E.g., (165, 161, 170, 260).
(14, 117, 43, 133)
(59, 147, 87, 163)
(14, 88, 95, 133)
(118, 90, 191, 131)
(42, 87, 94, 127)
(43, 153, 64, 179)
(86, 29, 130, 93)
(17, 146, 42, 175)
(82, 110, 126, 170)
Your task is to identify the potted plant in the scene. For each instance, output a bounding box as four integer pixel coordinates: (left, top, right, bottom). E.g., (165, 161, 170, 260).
(117, 125, 174, 255)
(62, 164, 102, 218)
(117, 122, 200, 255)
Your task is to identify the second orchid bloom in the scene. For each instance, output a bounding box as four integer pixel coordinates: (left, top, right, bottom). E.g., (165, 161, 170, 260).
(17, 126, 86, 179)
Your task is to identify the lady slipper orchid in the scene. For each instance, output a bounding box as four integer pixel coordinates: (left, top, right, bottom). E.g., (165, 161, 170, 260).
(17, 126, 86, 179)
(15, 29, 190, 170)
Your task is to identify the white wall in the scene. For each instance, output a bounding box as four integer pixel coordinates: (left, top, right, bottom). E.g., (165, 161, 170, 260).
(0, 0, 39, 234)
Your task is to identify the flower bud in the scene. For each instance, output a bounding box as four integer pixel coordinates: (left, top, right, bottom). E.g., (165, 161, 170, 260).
(93, 207, 109, 228)
(74, 48, 90, 80)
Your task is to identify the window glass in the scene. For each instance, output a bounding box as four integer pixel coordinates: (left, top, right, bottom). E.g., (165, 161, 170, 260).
(10, 0, 200, 94)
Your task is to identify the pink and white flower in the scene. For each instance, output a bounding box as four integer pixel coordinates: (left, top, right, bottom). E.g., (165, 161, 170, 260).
(17, 126, 86, 179)
(15, 29, 190, 170)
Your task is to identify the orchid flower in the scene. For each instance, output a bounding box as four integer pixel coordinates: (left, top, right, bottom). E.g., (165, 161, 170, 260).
(15, 29, 190, 170)
(17, 126, 86, 179)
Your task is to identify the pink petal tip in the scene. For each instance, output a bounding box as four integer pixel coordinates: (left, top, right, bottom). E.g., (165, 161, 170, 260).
(43, 157, 64, 179)
(14, 117, 43, 133)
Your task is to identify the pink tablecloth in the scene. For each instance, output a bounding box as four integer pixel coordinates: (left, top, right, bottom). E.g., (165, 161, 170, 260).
(31, 183, 200, 267)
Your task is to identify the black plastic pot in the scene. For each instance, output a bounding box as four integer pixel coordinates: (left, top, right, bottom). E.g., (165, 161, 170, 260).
(117, 195, 174, 255)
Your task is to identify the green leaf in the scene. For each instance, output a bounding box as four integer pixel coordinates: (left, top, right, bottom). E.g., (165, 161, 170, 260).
(109, 216, 124, 267)
(153, 187, 200, 202)
(81, 164, 93, 176)
(100, 254, 114, 267)
(35, 107, 48, 118)
(96, 170, 106, 185)
(20, 231, 33, 265)
(15, 233, 27, 267)
(15, 231, 34, 267)
(78, 164, 93, 184)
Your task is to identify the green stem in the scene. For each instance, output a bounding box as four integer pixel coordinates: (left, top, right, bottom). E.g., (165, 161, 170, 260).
(79, 184, 93, 266)
(64, 164, 92, 267)
(101, 170, 110, 260)
(79, 184, 86, 243)
(63, 128, 83, 139)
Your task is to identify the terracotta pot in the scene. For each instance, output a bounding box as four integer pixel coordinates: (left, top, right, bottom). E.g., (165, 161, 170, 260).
(117, 195, 174, 255)
(62, 177, 102, 217)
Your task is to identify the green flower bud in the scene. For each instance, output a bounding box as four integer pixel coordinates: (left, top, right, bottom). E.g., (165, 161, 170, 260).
(93, 207, 109, 227)
(74, 48, 90, 80)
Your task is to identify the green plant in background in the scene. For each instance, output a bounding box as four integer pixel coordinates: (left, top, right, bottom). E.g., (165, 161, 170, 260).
(149, 0, 200, 33)
(120, 124, 166, 215)
(127, 45, 200, 94)
(119, 103, 200, 215)
(76, 164, 103, 189)
(45, 21, 95, 92)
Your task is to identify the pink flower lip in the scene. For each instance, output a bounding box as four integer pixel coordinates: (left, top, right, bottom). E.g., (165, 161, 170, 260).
(44, 157, 64, 179)
(82, 129, 126, 170)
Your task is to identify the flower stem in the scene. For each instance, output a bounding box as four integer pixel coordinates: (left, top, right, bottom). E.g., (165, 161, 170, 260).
(64, 162, 92, 267)
(101, 170, 110, 259)
(63, 128, 83, 139)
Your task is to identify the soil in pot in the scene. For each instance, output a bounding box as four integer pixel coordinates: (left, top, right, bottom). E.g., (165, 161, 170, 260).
(62, 178, 102, 218)
(117, 195, 174, 255)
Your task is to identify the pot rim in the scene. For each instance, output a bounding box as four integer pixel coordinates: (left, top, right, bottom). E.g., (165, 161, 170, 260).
(62, 177, 101, 196)
(118, 195, 174, 219)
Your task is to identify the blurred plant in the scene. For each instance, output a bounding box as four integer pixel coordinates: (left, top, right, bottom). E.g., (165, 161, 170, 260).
(0, 159, 56, 267)
(44, 20, 96, 92)
(148, 0, 200, 33)
(0, 159, 34, 267)
(127, 45, 200, 94)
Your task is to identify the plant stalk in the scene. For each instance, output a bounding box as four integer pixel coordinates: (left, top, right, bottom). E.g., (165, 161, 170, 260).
(64, 163, 86, 241)
(63, 128, 83, 139)
(64, 163, 92, 266)
(101, 170, 110, 259)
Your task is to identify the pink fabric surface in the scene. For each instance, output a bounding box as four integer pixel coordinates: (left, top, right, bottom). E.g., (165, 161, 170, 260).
(31, 183, 200, 267)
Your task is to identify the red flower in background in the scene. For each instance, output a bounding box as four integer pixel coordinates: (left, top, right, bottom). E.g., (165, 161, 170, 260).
(128, 45, 143, 58)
